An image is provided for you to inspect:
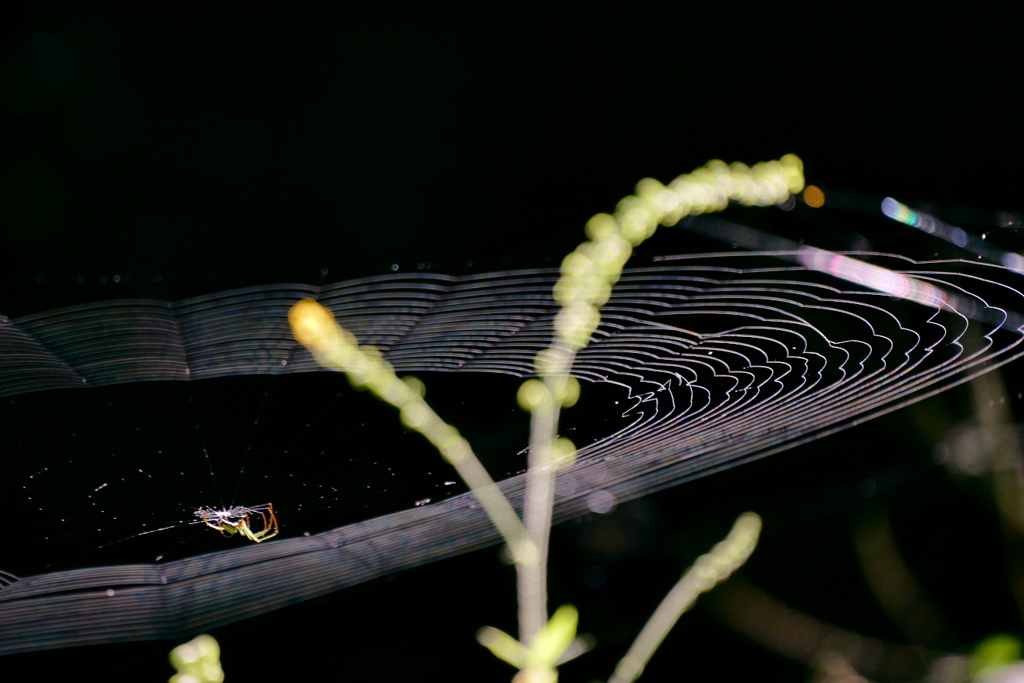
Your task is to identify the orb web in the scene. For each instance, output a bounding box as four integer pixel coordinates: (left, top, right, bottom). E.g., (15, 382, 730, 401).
(1, 250, 1023, 653)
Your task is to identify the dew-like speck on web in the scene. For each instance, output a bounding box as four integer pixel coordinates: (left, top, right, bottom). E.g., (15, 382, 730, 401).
(585, 490, 616, 514)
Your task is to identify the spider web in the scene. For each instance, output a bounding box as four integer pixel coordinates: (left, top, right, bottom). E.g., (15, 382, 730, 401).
(2, 370, 497, 572)
(3, 229, 1024, 653)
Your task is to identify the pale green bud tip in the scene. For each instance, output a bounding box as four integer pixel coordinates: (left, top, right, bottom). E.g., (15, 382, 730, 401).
(561, 250, 592, 277)
(402, 375, 426, 398)
(549, 375, 580, 407)
(526, 604, 579, 670)
(635, 176, 666, 198)
(169, 634, 224, 682)
(619, 213, 651, 246)
(518, 379, 550, 412)
(735, 511, 762, 533)
(551, 436, 577, 469)
(400, 402, 431, 429)
(289, 299, 338, 350)
(169, 634, 220, 666)
(972, 634, 1024, 678)
(477, 626, 526, 669)
(584, 213, 617, 242)
(780, 153, 805, 194)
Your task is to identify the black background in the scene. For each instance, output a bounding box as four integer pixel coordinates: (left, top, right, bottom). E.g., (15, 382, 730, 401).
(2, 3, 1024, 681)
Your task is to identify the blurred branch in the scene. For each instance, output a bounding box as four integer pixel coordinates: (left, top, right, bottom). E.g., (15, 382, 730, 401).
(705, 575, 961, 682)
(964, 365, 1024, 625)
(852, 506, 956, 649)
(608, 512, 762, 683)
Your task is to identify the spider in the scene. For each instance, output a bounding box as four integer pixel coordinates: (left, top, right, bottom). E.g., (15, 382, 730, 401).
(196, 503, 279, 543)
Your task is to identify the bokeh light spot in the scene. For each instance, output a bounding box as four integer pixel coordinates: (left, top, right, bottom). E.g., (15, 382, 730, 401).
(803, 185, 825, 208)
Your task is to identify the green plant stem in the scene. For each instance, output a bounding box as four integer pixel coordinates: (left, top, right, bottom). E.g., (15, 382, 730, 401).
(288, 299, 539, 565)
(517, 361, 575, 645)
(608, 512, 762, 683)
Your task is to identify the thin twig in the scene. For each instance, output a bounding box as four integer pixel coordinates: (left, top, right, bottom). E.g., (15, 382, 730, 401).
(609, 512, 762, 683)
(518, 359, 575, 645)
(289, 299, 539, 566)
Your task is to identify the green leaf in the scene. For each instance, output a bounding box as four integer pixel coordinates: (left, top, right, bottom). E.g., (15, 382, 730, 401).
(971, 633, 1022, 678)
(526, 604, 578, 669)
(477, 626, 525, 669)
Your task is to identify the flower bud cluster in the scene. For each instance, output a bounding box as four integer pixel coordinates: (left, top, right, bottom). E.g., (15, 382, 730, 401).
(540, 155, 804, 372)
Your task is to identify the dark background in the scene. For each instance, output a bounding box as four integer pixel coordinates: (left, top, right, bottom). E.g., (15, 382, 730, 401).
(2, 3, 1024, 681)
